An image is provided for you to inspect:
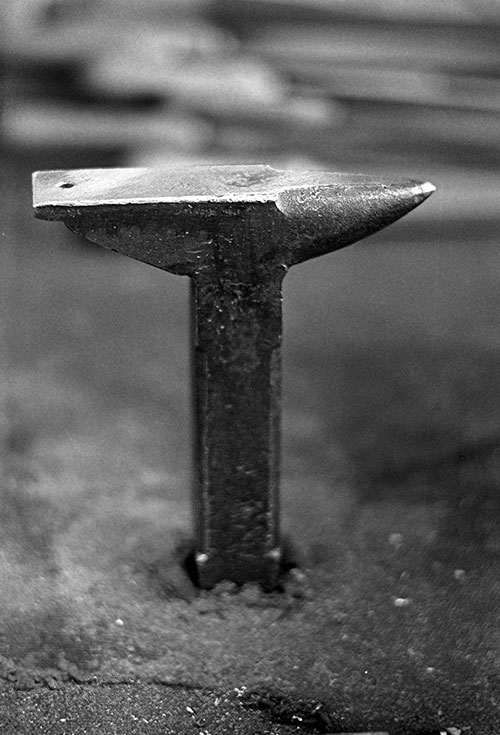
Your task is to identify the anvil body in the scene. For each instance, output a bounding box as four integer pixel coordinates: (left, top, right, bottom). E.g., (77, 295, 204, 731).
(33, 165, 434, 588)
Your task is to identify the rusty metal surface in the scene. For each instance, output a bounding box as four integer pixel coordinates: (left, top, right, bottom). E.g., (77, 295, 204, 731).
(32, 164, 435, 589)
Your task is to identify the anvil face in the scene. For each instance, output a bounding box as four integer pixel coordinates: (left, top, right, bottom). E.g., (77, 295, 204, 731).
(32, 164, 432, 207)
(32, 165, 435, 277)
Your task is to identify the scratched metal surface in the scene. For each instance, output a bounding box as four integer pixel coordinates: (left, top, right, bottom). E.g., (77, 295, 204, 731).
(32, 165, 433, 207)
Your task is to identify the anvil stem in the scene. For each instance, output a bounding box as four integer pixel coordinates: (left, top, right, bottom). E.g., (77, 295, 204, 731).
(191, 270, 284, 589)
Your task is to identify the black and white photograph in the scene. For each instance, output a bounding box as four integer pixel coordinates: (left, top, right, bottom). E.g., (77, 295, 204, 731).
(1, 1, 499, 732)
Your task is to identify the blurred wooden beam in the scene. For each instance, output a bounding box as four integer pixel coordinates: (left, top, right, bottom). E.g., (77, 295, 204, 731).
(1, 19, 232, 65)
(83, 53, 345, 127)
(287, 64, 500, 112)
(247, 25, 500, 74)
(1, 102, 211, 151)
(212, 0, 500, 26)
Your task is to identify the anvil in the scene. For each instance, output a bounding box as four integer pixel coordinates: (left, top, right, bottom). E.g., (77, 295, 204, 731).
(32, 165, 435, 589)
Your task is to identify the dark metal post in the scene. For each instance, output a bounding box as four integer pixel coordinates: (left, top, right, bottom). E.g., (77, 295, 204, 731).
(192, 266, 284, 588)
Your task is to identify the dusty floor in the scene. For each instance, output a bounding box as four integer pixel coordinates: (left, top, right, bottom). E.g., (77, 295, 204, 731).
(1, 148, 500, 733)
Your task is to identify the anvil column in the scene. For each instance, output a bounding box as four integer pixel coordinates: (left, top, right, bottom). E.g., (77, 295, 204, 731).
(190, 209, 287, 587)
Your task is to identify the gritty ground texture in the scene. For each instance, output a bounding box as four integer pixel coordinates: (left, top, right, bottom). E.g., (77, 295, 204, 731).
(1, 148, 500, 733)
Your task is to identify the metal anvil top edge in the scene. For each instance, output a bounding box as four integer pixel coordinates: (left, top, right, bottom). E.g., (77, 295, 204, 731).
(32, 164, 435, 211)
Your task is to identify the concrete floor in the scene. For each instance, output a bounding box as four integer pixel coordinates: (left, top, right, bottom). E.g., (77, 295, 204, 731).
(1, 148, 499, 733)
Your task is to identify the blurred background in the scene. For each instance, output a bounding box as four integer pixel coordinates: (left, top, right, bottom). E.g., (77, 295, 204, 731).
(1, 1, 500, 728)
(1, 0, 500, 196)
